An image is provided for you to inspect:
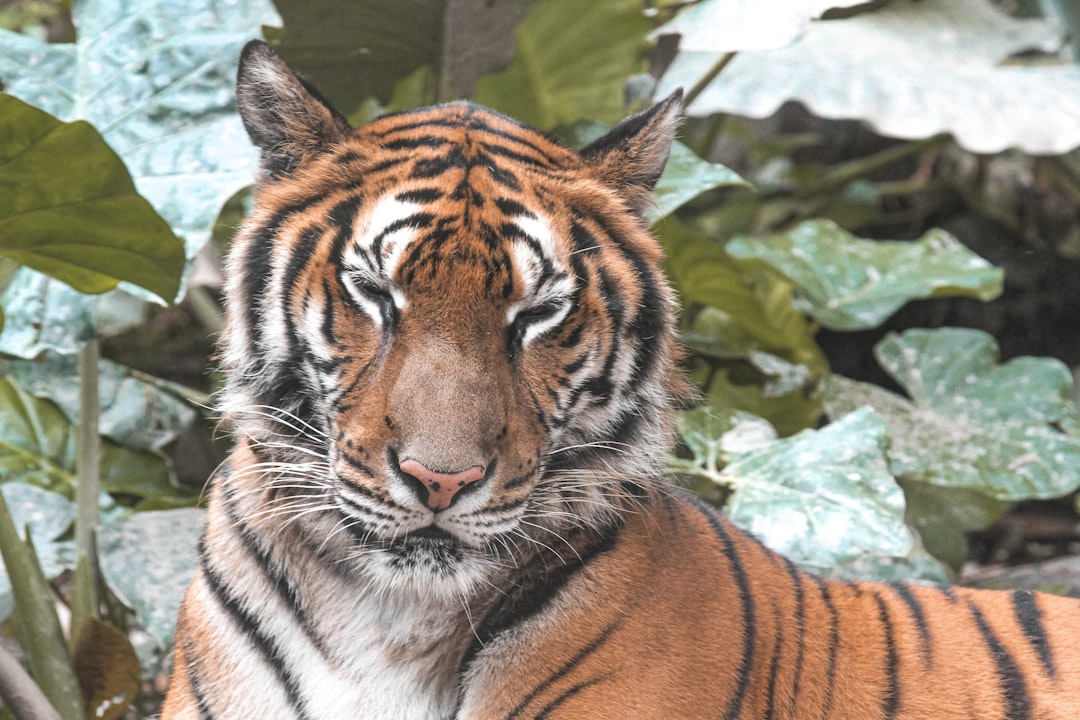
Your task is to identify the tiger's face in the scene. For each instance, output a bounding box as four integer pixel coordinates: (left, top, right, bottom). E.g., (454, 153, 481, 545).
(220, 43, 685, 594)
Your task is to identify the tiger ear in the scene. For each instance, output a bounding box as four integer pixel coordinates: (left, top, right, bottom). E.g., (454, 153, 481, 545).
(236, 40, 353, 178)
(579, 90, 683, 209)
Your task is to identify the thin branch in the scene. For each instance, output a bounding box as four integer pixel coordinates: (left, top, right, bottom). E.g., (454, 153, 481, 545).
(0, 645, 61, 720)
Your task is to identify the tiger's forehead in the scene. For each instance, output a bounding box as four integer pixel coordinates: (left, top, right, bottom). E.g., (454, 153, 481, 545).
(332, 103, 581, 300)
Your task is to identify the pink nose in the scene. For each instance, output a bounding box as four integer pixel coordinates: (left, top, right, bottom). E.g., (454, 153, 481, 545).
(399, 459, 486, 511)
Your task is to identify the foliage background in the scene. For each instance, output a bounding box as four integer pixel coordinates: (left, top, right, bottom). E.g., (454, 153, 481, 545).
(1, 0, 1079, 716)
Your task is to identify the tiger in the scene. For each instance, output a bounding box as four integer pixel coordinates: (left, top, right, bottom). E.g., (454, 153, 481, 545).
(161, 39, 1080, 720)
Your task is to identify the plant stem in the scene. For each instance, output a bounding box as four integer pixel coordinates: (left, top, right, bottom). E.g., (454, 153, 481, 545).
(796, 135, 947, 198)
(0, 645, 61, 720)
(74, 340, 101, 622)
(683, 52, 735, 108)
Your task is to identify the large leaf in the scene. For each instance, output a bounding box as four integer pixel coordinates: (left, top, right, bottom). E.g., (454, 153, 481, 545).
(657, 0, 1080, 154)
(9, 352, 196, 452)
(662, 218, 826, 373)
(0, 269, 97, 357)
(0, 483, 77, 622)
(674, 406, 945, 580)
(650, 141, 748, 223)
(267, 0, 537, 111)
(824, 328, 1080, 500)
(725, 219, 1003, 330)
(473, 0, 652, 128)
(0, 0, 280, 266)
(0, 376, 177, 501)
(0, 489, 82, 720)
(650, 0, 866, 52)
(0, 95, 182, 302)
(98, 508, 205, 649)
(557, 120, 748, 222)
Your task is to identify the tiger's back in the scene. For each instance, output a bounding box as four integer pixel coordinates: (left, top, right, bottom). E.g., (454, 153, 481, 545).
(162, 41, 1080, 719)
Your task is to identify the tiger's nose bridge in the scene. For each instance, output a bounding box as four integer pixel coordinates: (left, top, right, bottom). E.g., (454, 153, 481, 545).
(398, 458, 487, 511)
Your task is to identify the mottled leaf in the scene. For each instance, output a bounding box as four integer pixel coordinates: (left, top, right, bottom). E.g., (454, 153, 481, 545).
(9, 352, 196, 452)
(0, 376, 177, 500)
(650, 0, 867, 52)
(658, 0, 1080, 154)
(0, 484, 77, 621)
(722, 408, 918, 570)
(0, 0, 280, 265)
(824, 328, 1080, 499)
(98, 508, 205, 648)
(726, 219, 1003, 330)
(0, 269, 98, 358)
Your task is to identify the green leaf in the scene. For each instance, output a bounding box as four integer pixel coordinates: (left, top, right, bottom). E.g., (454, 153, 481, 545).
(554, 120, 747, 221)
(0, 0, 280, 264)
(650, 0, 867, 53)
(650, 142, 748, 223)
(0, 95, 184, 303)
(0, 484, 77, 622)
(725, 219, 1003, 331)
(900, 479, 1006, 572)
(723, 408, 918, 570)
(0, 490, 82, 720)
(98, 509, 205, 649)
(473, 0, 652, 128)
(675, 405, 945, 580)
(267, 0, 538, 109)
(0, 376, 178, 501)
(657, 0, 1080, 154)
(824, 328, 1080, 500)
(9, 352, 196, 452)
(0, 268, 98, 358)
(662, 218, 827, 373)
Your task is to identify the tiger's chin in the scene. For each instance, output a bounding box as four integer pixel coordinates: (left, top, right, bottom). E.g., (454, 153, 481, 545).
(358, 526, 507, 599)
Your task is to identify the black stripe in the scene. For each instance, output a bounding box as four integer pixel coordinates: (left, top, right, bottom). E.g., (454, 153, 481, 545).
(486, 160, 521, 190)
(681, 492, 754, 720)
(872, 590, 900, 719)
(969, 601, 1032, 719)
(242, 197, 321, 356)
(815, 577, 840, 718)
(782, 559, 807, 705)
(198, 537, 310, 719)
(281, 226, 323, 348)
(383, 135, 448, 150)
(503, 621, 621, 720)
(482, 141, 555, 169)
(495, 197, 536, 218)
(889, 582, 934, 669)
(397, 188, 444, 204)
(371, 212, 436, 270)
(326, 196, 363, 269)
(219, 483, 333, 659)
(181, 622, 217, 720)
(764, 605, 785, 720)
(534, 675, 609, 719)
(319, 279, 338, 345)
(1012, 589, 1055, 679)
(459, 523, 621, 685)
(411, 147, 466, 178)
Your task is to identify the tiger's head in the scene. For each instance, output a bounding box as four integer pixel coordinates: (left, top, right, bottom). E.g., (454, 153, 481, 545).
(220, 41, 687, 594)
